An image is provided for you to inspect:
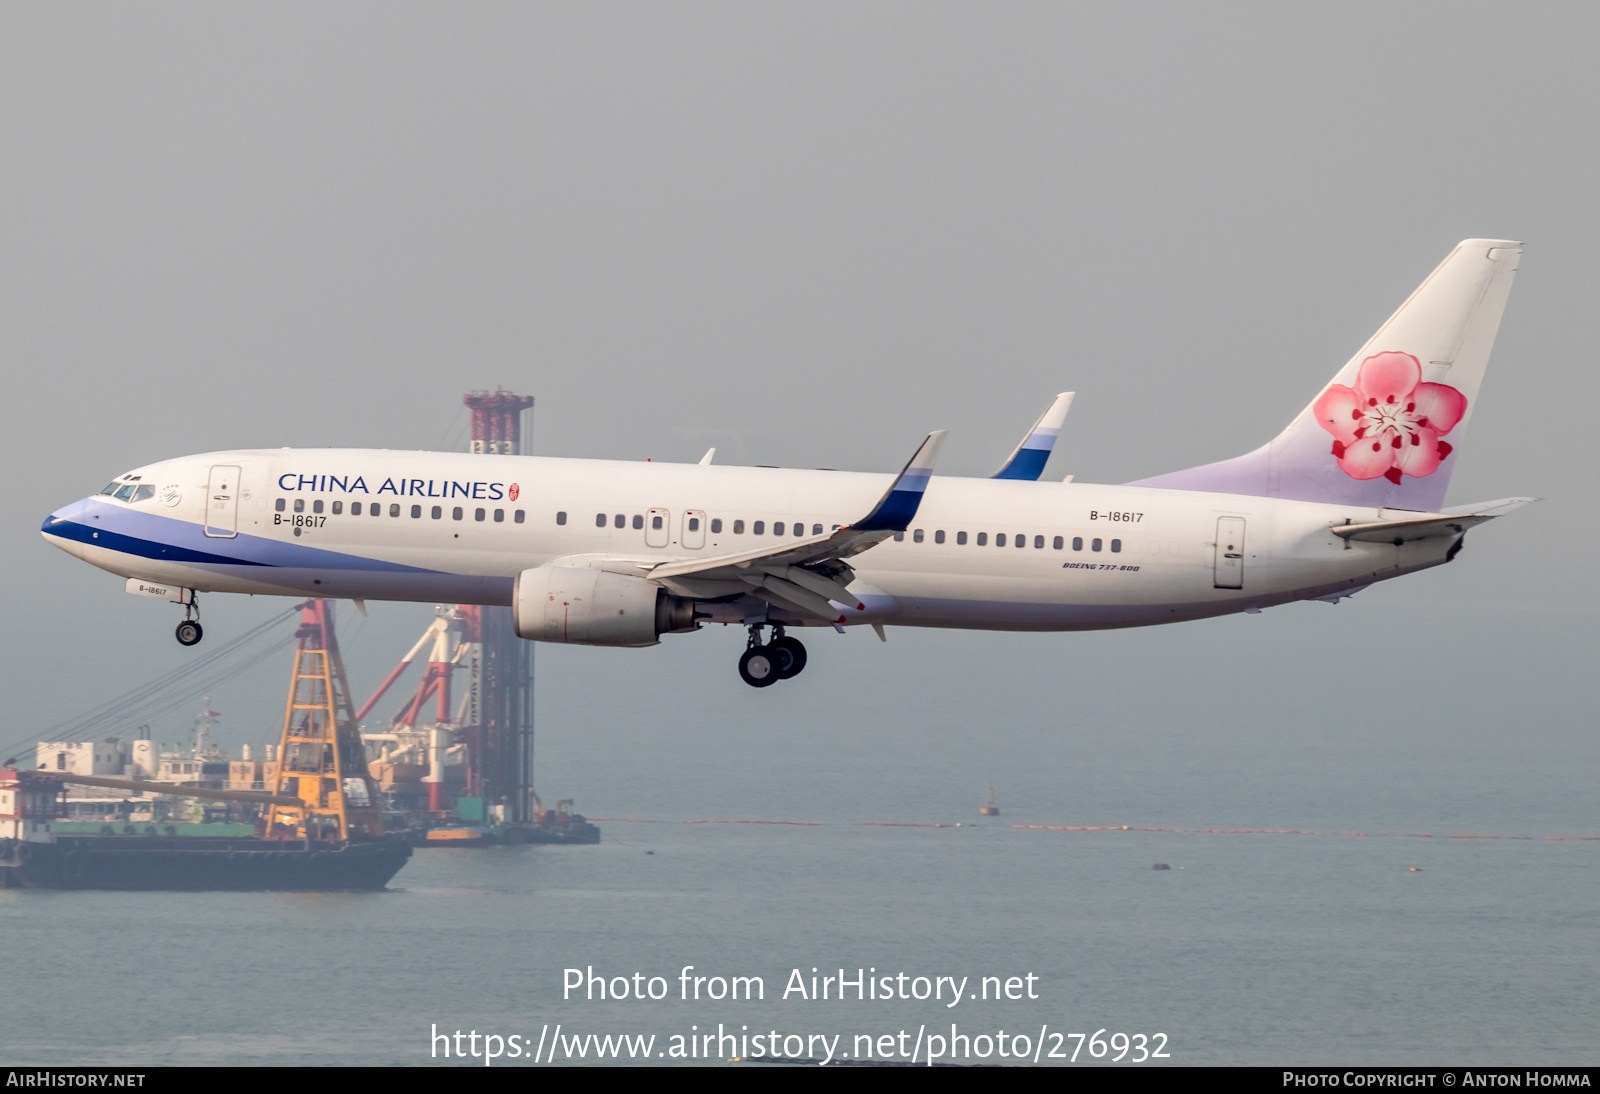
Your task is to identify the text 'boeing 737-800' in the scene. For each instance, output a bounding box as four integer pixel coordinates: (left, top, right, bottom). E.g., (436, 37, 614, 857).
(43, 240, 1532, 686)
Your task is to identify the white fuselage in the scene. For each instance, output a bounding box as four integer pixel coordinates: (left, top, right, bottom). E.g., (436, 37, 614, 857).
(43, 448, 1455, 634)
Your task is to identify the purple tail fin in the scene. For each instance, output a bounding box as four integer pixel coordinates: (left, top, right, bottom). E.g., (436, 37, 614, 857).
(1129, 240, 1521, 512)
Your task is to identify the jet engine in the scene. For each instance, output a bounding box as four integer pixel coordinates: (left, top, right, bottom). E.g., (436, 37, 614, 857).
(512, 565, 697, 647)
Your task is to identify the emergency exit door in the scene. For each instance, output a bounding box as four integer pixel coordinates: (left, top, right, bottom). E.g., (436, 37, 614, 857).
(204, 465, 240, 538)
(681, 509, 707, 549)
(646, 508, 671, 548)
(1213, 516, 1245, 589)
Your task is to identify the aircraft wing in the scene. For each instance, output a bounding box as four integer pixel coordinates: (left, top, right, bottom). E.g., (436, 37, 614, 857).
(1332, 497, 1536, 544)
(646, 431, 946, 621)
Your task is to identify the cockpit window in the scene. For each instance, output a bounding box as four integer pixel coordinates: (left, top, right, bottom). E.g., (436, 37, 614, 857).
(131, 485, 156, 502)
(100, 482, 122, 495)
(114, 484, 137, 501)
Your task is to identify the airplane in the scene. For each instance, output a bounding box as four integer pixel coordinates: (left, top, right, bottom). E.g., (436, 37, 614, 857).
(42, 239, 1531, 687)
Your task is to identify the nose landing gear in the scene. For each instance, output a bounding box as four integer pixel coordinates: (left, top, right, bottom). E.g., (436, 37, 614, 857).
(738, 624, 807, 688)
(174, 594, 203, 647)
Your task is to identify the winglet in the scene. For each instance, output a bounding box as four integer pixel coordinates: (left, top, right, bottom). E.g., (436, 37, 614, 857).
(852, 431, 946, 532)
(993, 393, 1073, 480)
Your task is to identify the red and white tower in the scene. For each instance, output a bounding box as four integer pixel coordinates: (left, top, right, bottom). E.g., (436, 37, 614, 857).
(461, 389, 536, 824)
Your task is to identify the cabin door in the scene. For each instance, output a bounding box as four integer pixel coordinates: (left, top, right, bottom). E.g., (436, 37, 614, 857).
(1213, 516, 1245, 589)
(204, 465, 241, 538)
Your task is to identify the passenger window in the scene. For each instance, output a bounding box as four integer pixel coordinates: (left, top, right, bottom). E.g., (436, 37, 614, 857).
(754, 521, 765, 535)
(313, 500, 324, 514)
(596, 513, 606, 527)
(1034, 535, 1044, 549)
(332, 500, 343, 515)
(114, 484, 136, 501)
(1053, 536, 1063, 550)
(431, 505, 442, 519)
(514, 510, 525, 524)
(1091, 538, 1102, 552)
(996, 533, 1006, 547)
(632, 514, 643, 530)
(733, 520, 745, 534)
(351, 502, 362, 516)
(976, 532, 987, 546)
(475, 508, 486, 521)
(556, 511, 567, 525)
(812, 524, 823, 535)
(411, 505, 422, 518)
(652, 515, 663, 530)
(494, 509, 505, 522)
(454, 507, 464, 520)
(957, 531, 968, 545)
(688, 517, 700, 532)
(935, 530, 945, 544)
(1111, 539, 1122, 553)
(1073, 537, 1083, 551)
(614, 514, 625, 529)
(294, 499, 305, 513)
(711, 518, 723, 533)
(773, 522, 784, 535)
(386, 504, 397, 517)
(275, 498, 286, 512)
(133, 485, 155, 502)
(894, 531, 904, 541)
(913, 529, 924, 543)
(1015, 534, 1025, 548)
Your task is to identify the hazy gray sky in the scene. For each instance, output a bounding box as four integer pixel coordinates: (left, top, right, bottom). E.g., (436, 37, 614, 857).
(3, 3, 1595, 818)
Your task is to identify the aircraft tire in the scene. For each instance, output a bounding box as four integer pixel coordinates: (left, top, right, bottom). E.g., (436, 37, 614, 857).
(738, 646, 780, 688)
(770, 636, 807, 679)
(175, 620, 203, 647)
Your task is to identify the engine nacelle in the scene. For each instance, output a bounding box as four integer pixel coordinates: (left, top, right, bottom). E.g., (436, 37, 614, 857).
(512, 565, 697, 647)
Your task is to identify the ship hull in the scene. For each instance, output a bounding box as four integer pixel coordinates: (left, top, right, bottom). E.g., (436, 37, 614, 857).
(0, 835, 412, 891)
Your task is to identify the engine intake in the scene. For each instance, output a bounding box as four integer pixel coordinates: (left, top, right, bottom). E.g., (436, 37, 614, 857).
(513, 565, 697, 647)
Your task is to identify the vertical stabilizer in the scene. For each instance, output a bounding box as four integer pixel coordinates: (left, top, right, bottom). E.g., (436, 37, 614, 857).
(1130, 240, 1521, 511)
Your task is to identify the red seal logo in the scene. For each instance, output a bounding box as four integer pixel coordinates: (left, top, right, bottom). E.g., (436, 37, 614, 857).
(508, 483, 520, 501)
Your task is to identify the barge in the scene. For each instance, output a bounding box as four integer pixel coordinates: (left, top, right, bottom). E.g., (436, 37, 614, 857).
(0, 768, 410, 891)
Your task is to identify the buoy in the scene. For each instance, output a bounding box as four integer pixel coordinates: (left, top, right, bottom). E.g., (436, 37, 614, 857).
(1152, 863, 1171, 871)
(1409, 866, 1423, 872)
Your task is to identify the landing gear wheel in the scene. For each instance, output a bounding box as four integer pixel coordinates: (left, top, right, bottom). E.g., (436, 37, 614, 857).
(175, 620, 203, 647)
(738, 646, 780, 688)
(769, 636, 807, 679)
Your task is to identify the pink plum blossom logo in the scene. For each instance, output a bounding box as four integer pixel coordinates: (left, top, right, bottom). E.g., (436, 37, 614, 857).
(1312, 351, 1467, 485)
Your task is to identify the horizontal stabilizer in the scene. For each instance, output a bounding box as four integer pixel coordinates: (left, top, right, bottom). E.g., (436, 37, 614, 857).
(1442, 496, 1537, 518)
(1332, 498, 1533, 544)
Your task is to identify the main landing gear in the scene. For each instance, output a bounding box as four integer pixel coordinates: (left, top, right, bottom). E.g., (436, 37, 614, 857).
(738, 624, 807, 688)
(174, 594, 203, 647)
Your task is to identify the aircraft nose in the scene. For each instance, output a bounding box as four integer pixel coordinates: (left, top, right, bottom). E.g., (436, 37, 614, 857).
(42, 497, 94, 535)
